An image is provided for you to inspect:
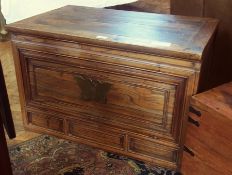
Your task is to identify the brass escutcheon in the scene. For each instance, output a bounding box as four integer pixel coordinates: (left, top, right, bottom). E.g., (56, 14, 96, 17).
(75, 75, 112, 104)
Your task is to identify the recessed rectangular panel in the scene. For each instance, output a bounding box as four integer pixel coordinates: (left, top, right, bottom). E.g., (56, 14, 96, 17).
(128, 136, 178, 163)
(68, 119, 125, 150)
(28, 112, 64, 132)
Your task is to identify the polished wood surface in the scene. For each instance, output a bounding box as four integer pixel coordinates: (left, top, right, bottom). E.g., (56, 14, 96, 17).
(192, 82, 232, 119)
(182, 82, 232, 175)
(7, 6, 217, 170)
(6, 5, 218, 60)
(0, 41, 22, 133)
(171, 0, 232, 91)
(25, 50, 179, 136)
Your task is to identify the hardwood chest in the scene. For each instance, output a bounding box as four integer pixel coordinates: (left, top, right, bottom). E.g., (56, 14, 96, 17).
(6, 6, 218, 170)
(182, 82, 232, 175)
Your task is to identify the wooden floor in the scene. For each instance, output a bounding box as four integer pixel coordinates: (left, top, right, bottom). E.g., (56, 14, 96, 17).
(0, 41, 40, 147)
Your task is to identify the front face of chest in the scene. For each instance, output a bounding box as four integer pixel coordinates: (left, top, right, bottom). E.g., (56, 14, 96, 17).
(12, 33, 198, 169)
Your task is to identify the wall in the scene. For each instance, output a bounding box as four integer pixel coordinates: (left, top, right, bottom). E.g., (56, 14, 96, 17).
(2, 0, 137, 24)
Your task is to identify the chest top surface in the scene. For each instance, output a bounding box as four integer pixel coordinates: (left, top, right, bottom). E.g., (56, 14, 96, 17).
(6, 5, 218, 60)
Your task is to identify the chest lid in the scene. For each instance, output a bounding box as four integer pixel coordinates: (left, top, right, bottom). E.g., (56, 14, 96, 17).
(6, 5, 218, 60)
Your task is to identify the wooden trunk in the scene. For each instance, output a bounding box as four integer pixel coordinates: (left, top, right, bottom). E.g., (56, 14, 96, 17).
(6, 6, 218, 170)
(182, 82, 232, 175)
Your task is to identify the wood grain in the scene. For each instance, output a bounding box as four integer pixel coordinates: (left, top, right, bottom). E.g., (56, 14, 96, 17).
(0, 42, 22, 132)
(181, 82, 232, 175)
(0, 41, 39, 147)
(6, 5, 218, 60)
(7, 6, 217, 170)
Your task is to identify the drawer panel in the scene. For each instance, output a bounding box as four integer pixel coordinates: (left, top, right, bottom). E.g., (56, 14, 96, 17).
(27, 112, 64, 132)
(68, 119, 125, 150)
(128, 136, 178, 163)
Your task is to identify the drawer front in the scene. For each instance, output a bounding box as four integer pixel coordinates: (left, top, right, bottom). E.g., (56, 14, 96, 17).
(68, 119, 125, 150)
(19, 49, 187, 141)
(128, 135, 178, 164)
(27, 112, 64, 133)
